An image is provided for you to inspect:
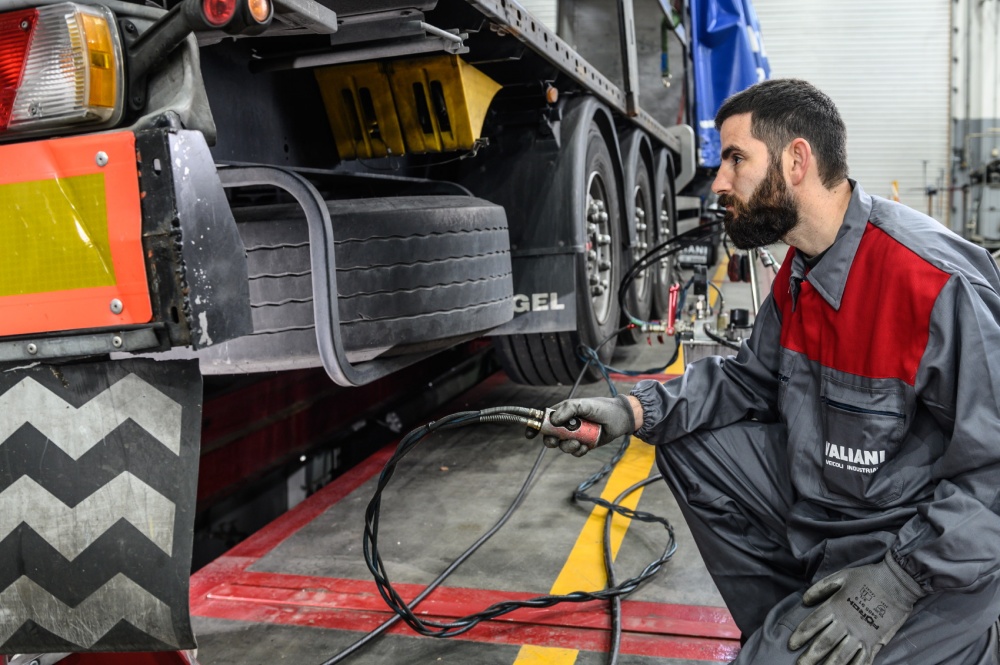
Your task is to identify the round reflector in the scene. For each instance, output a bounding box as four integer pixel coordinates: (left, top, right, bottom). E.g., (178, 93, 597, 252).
(202, 0, 237, 26)
(247, 0, 271, 24)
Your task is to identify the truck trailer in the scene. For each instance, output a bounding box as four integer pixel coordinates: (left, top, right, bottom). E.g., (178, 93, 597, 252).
(0, 0, 768, 657)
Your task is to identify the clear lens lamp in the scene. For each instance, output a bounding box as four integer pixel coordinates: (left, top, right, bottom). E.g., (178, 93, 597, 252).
(0, 2, 124, 140)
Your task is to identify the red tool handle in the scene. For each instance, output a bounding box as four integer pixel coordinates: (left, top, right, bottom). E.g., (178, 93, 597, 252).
(539, 408, 603, 450)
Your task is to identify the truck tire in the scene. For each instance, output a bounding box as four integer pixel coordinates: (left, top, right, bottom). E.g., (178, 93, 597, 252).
(619, 157, 656, 344)
(493, 122, 622, 385)
(334, 197, 513, 350)
(235, 195, 513, 354)
(652, 161, 679, 319)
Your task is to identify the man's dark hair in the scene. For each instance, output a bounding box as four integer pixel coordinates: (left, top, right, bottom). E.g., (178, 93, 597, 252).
(715, 78, 848, 188)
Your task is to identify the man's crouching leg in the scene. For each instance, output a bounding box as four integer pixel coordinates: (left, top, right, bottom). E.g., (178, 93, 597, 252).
(655, 420, 807, 637)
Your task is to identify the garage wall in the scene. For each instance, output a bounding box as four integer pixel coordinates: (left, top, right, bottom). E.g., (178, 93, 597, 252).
(751, 0, 952, 224)
(518, 0, 557, 31)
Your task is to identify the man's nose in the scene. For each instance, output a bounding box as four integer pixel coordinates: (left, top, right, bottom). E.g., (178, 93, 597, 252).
(711, 170, 729, 196)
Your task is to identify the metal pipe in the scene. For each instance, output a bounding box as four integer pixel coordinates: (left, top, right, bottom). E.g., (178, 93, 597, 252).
(419, 21, 464, 44)
(748, 249, 761, 316)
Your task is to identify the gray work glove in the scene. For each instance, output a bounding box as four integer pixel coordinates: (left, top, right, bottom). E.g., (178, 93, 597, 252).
(788, 552, 926, 665)
(543, 395, 635, 456)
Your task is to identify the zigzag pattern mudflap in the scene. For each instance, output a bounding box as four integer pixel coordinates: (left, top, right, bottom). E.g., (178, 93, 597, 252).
(0, 359, 202, 653)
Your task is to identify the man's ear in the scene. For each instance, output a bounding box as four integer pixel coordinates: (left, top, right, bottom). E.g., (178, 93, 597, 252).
(786, 138, 812, 187)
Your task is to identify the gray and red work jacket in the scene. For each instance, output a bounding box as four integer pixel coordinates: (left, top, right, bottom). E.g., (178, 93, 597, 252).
(632, 180, 1000, 595)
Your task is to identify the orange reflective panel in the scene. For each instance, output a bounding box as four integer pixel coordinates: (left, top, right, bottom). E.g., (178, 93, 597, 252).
(0, 131, 151, 336)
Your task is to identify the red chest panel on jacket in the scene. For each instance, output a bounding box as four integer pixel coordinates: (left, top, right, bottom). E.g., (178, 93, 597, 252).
(772, 224, 950, 384)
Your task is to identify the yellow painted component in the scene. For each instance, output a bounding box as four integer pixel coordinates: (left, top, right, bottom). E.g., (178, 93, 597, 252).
(387, 54, 502, 154)
(512, 645, 579, 664)
(315, 55, 502, 158)
(0, 173, 116, 297)
(548, 442, 657, 595)
(80, 12, 117, 109)
(315, 62, 406, 160)
(664, 344, 685, 375)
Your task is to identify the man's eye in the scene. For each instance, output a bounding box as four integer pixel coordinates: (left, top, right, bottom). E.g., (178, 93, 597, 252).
(732, 155, 743, 166)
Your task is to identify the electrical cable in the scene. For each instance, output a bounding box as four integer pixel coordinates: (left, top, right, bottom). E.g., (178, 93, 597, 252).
(569, 333, 678, 665)
(709, 281, 725, 311)
(320, 443, 549, 665)
(324, 330, 626, 660)
(617, 221, 725, 327)
(325, 209, 718, 663)
(357, 404, 677, 640)
(603, 475, 675, 665)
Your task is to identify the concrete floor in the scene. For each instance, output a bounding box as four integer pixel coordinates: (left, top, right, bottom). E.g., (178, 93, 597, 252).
(189, 259, 771, 665)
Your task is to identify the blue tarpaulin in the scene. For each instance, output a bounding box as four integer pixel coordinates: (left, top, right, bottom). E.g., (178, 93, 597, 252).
(690, 0, 771, 168)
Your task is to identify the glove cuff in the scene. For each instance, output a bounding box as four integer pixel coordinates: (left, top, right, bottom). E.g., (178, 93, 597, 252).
(615, 394, 636, 434)
(883, 551, 926, 602)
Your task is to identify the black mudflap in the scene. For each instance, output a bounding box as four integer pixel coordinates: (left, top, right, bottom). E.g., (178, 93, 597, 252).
(0, 359, 202, 653)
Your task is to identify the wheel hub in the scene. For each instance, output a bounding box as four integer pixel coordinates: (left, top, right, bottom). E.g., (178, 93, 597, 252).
(585, 171, 613, 323)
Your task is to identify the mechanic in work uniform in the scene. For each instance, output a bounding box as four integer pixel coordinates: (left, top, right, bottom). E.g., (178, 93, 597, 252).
(547, 79, 1000, 664)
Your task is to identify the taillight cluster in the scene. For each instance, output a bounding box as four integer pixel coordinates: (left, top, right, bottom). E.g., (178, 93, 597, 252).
(0, 0, 273, 141)
(184, 0, 273, 35)
(203, 0, 238, 26)
(0, 3, 123, 138)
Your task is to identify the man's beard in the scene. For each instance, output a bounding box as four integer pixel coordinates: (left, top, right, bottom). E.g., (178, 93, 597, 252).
(718, 163, 799, 250)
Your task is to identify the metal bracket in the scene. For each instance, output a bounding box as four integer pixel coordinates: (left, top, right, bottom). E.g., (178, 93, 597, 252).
(0, 328, 162, 364)
(618, 0, 639, 116)
(664, 124, 696, 192)
(272, 0, 339, 33)
(253, 22, 467, 70)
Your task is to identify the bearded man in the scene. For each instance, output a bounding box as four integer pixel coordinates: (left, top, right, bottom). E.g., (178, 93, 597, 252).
(545, 79, 1000, 664)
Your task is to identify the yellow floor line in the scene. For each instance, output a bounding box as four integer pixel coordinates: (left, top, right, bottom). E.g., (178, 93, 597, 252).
(512, 645, 580, 664)
(511, 443, 656, 665)
(664, 257, 730, 375)
(548, 442, 658, 595)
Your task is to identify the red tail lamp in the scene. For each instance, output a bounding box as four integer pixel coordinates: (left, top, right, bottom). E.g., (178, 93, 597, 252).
(201, 0, 237, 27)
(182, 0, 271, 33)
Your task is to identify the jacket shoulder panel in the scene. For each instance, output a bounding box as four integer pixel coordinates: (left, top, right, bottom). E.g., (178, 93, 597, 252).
(779, 224, 949, 384)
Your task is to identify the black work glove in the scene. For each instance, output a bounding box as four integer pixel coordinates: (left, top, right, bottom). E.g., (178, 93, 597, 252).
(543, 395, 636, 456)
(788, 552, 926, 665)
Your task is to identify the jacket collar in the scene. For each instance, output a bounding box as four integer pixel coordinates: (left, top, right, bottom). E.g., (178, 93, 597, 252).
(788, 179, 871, 311)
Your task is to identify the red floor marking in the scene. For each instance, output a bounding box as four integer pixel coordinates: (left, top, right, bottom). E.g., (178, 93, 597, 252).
(192, 591, 740, 662)
(195, 572, 738, 640)
(190, 570, 739, 661)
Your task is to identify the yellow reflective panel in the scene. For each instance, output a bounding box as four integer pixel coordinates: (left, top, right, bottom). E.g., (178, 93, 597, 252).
(0, 173, 116, 297)
(80, 12, 117, 108)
